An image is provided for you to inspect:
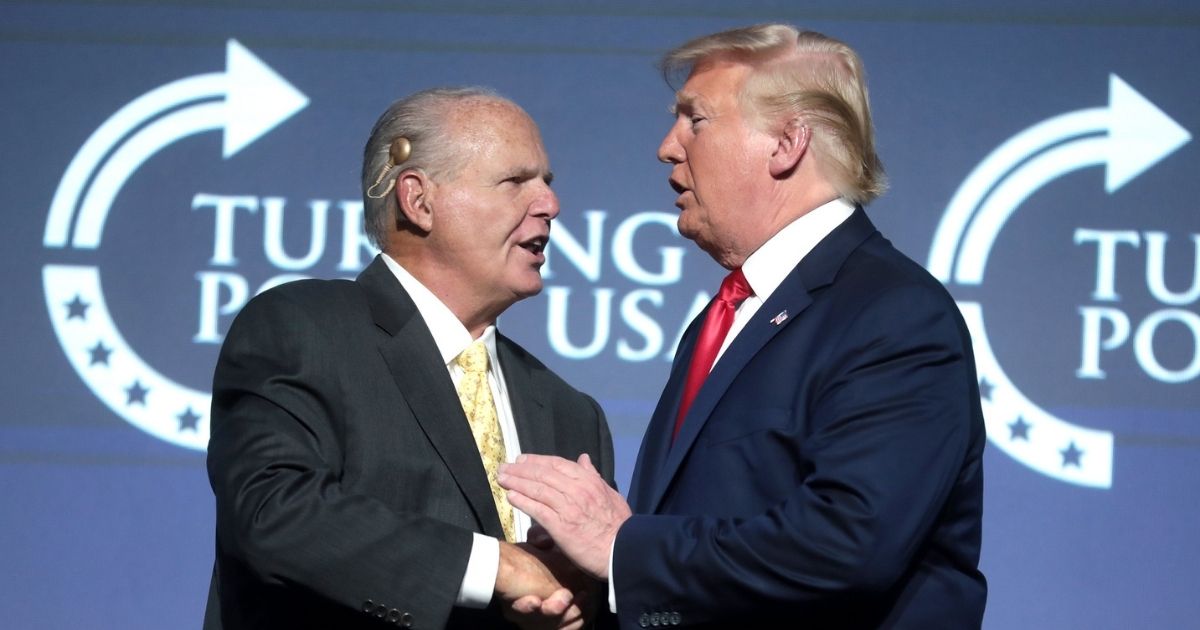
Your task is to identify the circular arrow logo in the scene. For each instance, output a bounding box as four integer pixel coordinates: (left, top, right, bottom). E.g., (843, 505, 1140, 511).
(42, 40, 308, 450)
(929, 74, 1191, 488)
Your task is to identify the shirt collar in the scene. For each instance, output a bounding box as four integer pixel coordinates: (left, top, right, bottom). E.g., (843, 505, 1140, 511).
(741, 198, 855, 303)
(380, 253, 499, 368)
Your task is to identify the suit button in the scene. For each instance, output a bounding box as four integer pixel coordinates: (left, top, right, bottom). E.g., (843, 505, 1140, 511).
(670, 611, 682, 625)
(400, 611, 414, 627)
(651, 612, 663, 626)
(362, 599, 375, 614)
(386, 608, 400, 623)
(638, 612, 650, 627)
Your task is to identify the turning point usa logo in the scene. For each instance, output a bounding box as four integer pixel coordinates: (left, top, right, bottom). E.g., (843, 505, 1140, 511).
(929, 74, 1193, 489)
(42, 40, 309, 450)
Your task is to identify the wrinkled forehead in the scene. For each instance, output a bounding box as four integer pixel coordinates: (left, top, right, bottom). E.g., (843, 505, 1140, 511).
(453, 96, 521, 126)
(445, 100, 549, 174)
(454, 100, 541, 144)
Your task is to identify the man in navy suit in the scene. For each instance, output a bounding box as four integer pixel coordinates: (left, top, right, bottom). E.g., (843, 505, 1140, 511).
(499, 24, 987, 628)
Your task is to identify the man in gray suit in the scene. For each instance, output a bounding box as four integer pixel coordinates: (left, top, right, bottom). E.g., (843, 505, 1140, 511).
(204, 87, 614, 630)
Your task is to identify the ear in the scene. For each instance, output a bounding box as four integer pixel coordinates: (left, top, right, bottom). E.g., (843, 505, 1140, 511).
(768, 119, 809, 178)
(394, 169, 434, 233)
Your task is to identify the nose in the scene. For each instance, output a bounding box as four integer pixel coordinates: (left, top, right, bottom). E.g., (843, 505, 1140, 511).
(531, 182, 560, 221)
(657, 121, 684, 164)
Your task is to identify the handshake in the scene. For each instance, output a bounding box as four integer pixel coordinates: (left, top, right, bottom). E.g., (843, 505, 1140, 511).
(493, 453, 633, 630)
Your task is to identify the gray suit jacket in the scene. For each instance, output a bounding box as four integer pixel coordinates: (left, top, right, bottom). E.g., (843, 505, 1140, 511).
(204, 256, 615, 629)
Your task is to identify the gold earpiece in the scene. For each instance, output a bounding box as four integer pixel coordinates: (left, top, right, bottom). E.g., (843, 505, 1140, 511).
(366, 136, 413, 199)
(389, 137, 411, 164)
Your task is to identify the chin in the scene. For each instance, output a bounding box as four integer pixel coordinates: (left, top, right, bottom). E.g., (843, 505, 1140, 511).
(679, 227, 706, 250)
(676, 217, 702, 243)
(508, 276, 544, 299)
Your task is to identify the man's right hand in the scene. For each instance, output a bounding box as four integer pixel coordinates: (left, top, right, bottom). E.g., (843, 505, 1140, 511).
(496, 542, 586, 630)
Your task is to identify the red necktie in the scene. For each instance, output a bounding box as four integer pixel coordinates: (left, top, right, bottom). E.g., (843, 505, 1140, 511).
(673, 268, 753, 441)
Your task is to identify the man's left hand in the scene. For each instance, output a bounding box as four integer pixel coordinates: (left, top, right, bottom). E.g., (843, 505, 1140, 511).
(499, 453, 631, 580)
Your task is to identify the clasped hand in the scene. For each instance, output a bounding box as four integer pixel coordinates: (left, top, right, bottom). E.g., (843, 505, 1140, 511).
(496, 539, 596, 630)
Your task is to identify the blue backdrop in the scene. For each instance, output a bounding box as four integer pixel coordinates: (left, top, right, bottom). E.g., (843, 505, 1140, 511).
(2, 1, 1198, 627)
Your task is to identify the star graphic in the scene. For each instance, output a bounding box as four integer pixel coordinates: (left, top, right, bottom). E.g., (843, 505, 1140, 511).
(1008, 416, 1031, 441)
(177, 407, 201, 432)
(978, 378, 994, 401)
(125, 380, 149, 406)
(88, 341, 112, 366)
(1061, 441, 1083, 468)
(66, 295, 90, 320)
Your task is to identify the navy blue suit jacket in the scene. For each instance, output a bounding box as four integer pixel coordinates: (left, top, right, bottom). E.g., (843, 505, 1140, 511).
(614, 209, 987, 628)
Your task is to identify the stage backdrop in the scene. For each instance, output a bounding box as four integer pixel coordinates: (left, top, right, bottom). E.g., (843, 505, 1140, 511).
(2, 1, 1197, 627)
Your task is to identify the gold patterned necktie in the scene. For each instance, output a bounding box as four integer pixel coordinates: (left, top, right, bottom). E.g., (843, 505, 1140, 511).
(455, 340, 516, 542)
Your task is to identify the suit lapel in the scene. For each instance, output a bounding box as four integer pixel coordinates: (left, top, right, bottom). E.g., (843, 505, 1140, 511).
(627, 311, 701, 511)
(359, 256, 506, 539)
(644, 287, 812, 511)
(643, 208, 879, 512)
(496, 335, 554, 457)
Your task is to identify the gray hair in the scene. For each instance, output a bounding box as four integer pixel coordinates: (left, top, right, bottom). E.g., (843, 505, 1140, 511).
(661, 24, 886, 205)
(360, 86, 509, 249)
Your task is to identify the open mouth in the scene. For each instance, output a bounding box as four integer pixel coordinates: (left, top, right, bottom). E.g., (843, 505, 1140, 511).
(669, 179, 691, 209)
(519, 236, 547, 255)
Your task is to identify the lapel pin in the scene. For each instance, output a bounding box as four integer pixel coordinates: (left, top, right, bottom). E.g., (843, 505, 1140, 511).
(770, 310, 788, 326)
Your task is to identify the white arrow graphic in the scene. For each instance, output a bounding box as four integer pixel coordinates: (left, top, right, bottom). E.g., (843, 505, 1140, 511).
(44, 39, 308, 248)
(925, 74, 1191, 488)
(929, 74, 1191, 283)
(41, 41, 307, 451)
(955, 136, 1107, 283)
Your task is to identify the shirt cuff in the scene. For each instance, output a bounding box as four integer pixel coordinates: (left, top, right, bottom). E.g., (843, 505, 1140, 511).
(607, 536, 618, 613)
(456, 532, 499, 608)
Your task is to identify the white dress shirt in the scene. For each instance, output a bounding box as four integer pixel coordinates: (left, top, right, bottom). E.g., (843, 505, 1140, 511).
(381, 253, 529, 608)
(607, 198, 856, 612)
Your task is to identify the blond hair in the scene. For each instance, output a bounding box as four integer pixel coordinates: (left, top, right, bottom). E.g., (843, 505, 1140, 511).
(662, 24, 886, 204)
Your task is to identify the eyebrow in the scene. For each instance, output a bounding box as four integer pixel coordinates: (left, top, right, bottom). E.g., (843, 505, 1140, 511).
(501, 166, 554, 185)
(670, 90, 702, 116)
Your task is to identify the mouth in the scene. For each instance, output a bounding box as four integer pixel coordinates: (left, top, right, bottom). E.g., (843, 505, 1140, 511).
(668, 178, 691, 208)
(518, 235, 548, 257)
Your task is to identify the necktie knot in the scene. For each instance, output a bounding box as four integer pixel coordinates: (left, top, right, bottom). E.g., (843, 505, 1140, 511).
(456, 340, 490, 375)
(717, 268, 752, 307)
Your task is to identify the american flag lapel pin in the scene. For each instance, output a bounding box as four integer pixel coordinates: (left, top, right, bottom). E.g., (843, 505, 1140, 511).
(770, 310, 788, 326)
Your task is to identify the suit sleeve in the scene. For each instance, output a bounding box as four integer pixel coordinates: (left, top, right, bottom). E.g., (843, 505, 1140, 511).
(581, 392, 620, 630)
(612, 282, 978, 625)
(586, 394, 618, 491)
(207, 289, 473, 628)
